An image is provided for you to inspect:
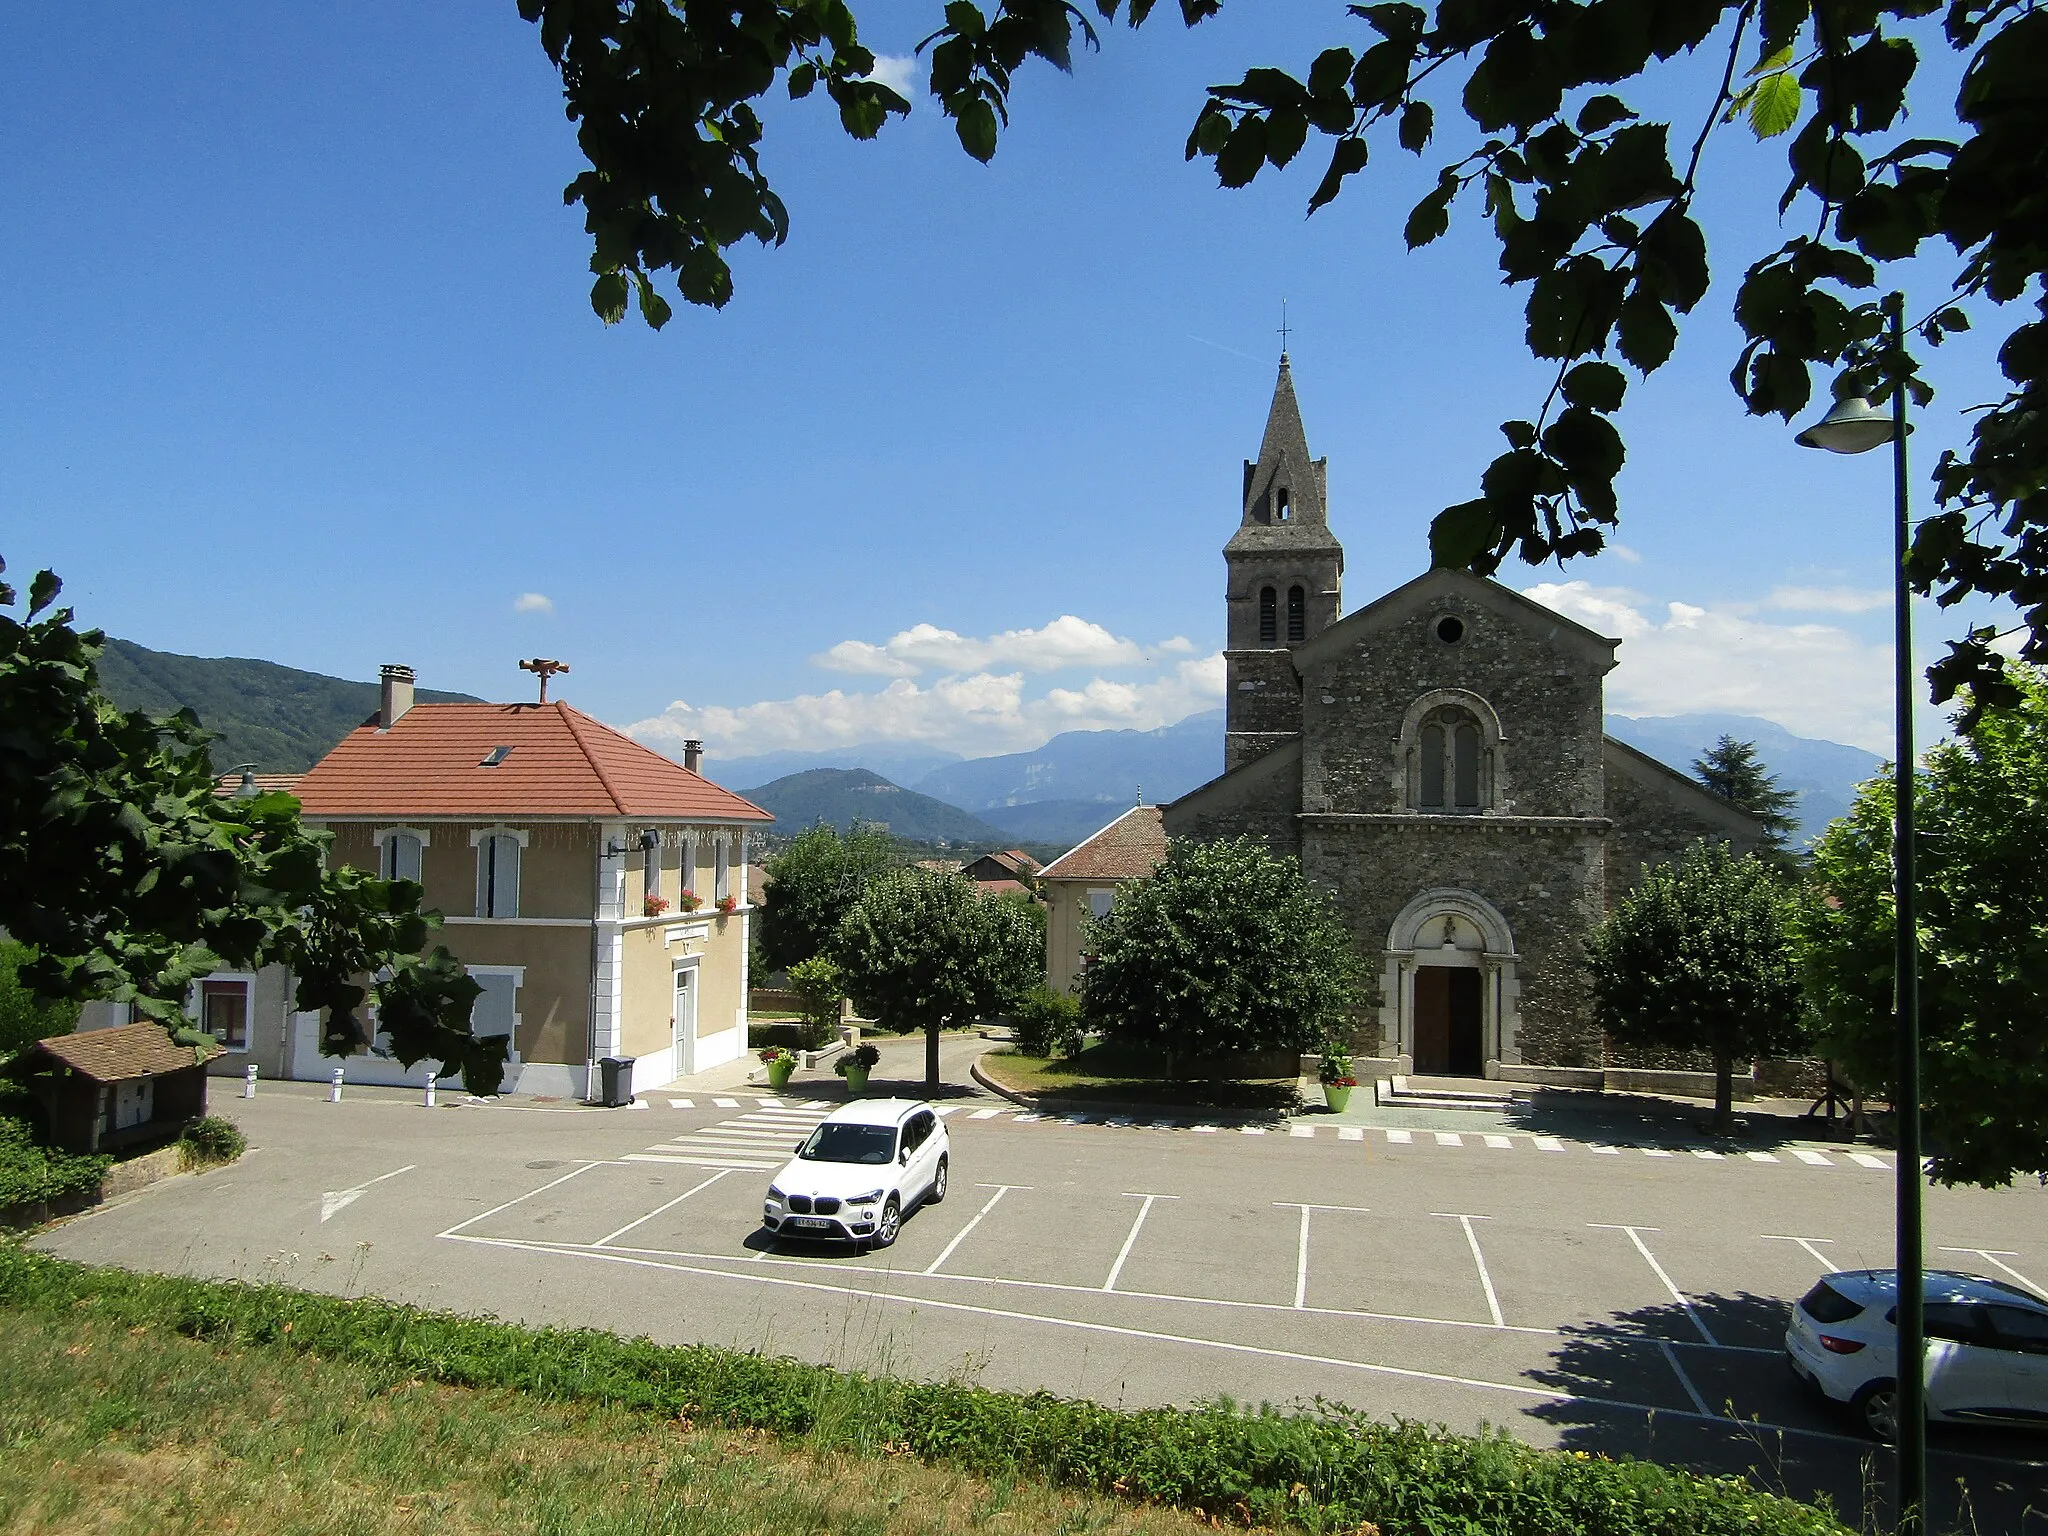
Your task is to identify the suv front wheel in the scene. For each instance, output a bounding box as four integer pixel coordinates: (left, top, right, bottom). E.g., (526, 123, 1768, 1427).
(929, 1155, 948, 1204)
(872, 1196, 901, 1250)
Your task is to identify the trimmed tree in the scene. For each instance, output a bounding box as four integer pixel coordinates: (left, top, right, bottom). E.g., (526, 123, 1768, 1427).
(0, 560, 494, 1088)
(1797, 666, 2048, 1187)
(834, 867, 1041, 1090)
(1586, 840, 1804, 1131)
(1080, 837, 1362, 1070)
(758, 822, 899, 973)
(1692, 736, 1801, 861)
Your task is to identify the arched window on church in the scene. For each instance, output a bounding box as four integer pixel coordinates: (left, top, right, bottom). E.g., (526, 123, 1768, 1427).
(1412, 704, 1489, 813)
(1275, 487, 1292, 522)
(1286, 584, 1306, 643)
(1258, 586, 1277, 644)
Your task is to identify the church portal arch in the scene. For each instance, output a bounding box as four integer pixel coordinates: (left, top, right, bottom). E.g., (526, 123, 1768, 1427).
(1380, 888, 1521, 1078)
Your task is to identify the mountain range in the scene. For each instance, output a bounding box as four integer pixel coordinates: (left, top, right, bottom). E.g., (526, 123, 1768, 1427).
(737, 768, 1011, 846)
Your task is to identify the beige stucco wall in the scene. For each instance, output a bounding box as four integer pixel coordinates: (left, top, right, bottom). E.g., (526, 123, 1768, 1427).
(441, 922, 592, 1068)
(617, 909, 748, 1066)
(1043, 881, 1090, 995)
(321, 820, 596, 921)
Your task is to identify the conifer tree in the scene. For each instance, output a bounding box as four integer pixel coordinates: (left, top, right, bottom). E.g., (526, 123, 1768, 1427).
(1692, 736, 1801, 857)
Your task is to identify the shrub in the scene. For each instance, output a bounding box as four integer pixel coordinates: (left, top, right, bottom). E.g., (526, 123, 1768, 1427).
(1013, 985, 1083, 1059)
(785, 955, 845, 1051)
(834, 1042, 880, 1077)
(0, 1248, 1852, 1536)
(0, 1116, 109, 1211)
(179, 1115, 247, 1168)
(0, 941, 81, 1058)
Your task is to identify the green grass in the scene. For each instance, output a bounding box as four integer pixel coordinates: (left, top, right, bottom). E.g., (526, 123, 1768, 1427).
(978, 1043, 1302, 1113)
(0, 1294, 1208, 1535)
(0, 1247, 1853, 1536)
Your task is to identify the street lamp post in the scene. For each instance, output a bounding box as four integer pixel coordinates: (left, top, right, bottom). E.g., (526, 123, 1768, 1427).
(1795, 289, 1924, 1533)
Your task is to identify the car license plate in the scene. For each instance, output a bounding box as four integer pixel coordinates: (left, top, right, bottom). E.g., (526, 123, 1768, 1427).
(791, 1217, 832, 1230)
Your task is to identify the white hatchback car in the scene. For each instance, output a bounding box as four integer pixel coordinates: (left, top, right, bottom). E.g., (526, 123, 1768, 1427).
(1785, 1268, 2048, 1438)
(762, 1099, 949, 1249)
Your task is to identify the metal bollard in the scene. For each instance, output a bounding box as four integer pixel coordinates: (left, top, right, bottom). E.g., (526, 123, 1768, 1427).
(423, 1078, 437, 1108)
(329, 1066, 344, 1103)
(243, 1064, 258, 1099)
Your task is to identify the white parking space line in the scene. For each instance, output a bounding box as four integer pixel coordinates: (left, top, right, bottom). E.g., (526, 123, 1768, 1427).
(923, 1184, 1029, 1276)
(668, 1098, 694, 1109)
(594, 1170, 734, 1247)
(1592, 1224, 1718, 1346)
(1534, 1136, 1564, 1152)
(1791, 1149, 1833, 1166)
(320, 1164, 416, 1224)
(1765, 1235, 1839, 1271)
(1658, 1338, 1713, 1416)
(436, 1161, 613, 1239)
(1275, 1202, 1372, 1310)
(1103, 1193, 1180, 1292)
(1745, 1151, 1780, 1163)
(1939, 1247, 2044, 1295)
(969, 1107, 1003, 1120)
(1338, 1127, 1364, 1141)
(1849, 1153, 1890, 1169)
(1385, 1130, 1412, 1144)
(1435, 1213, 1504, 1327)
(1434, 1132, 1463, 1147)
(1483, 1135, 1512, 1150)
(712, 1097, 739, 1108)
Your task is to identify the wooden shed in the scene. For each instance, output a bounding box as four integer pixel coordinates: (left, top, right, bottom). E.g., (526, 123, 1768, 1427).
(26, 1023, 213, 1154)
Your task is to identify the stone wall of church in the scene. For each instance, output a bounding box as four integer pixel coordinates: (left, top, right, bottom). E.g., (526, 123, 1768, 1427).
(1301, 816, 1607, 1065)
(1601, 749, 1767, 910)
(1295, 588, 1609, 820)
(1162, 744, 1302, 857)
(1224, 648, 1303, 771)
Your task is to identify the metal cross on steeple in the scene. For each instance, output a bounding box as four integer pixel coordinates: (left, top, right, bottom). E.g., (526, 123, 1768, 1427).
(1277, 298, 1291, 359)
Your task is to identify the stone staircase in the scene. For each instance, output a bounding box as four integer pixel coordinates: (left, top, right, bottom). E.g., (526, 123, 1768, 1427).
(1374, 1074, 1521, 1112)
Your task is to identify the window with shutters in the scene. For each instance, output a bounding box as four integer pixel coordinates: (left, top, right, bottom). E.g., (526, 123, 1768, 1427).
(474, 831, 522, 918)
(1257, 586, 1277, 644)
(1286, 584, 1306, 642)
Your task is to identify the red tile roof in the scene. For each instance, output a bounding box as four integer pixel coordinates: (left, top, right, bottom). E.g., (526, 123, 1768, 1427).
(36, 1022, 215, 1081)
(1039, 805, 1167, 882)
(292, 702, 771, 822)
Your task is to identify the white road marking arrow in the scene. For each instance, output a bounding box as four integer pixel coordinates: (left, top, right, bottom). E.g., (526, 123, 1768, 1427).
(320, 1164, 417, 1223)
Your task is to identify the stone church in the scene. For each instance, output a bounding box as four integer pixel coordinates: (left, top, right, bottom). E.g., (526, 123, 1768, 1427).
(1161, 357, 1764, 1079)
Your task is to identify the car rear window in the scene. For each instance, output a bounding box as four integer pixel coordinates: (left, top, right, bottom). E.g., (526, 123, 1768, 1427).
(1800, 1281, 1865, 1324)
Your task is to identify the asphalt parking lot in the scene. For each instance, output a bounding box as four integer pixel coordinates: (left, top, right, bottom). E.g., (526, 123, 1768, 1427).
(31, 1074, 2048, 1532)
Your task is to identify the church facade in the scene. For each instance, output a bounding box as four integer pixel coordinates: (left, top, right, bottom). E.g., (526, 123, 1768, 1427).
(1161, 358, 1764, 1078)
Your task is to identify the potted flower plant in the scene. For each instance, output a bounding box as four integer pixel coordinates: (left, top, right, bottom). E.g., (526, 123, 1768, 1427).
(1319, 1050, 1358, 1113)
(834, 1041, 880, 1095)
(759, 1045, 795, 1090)
(642, 893, 670, 917)
(715, 893, 739, 914)
(675, 889, 702, 913)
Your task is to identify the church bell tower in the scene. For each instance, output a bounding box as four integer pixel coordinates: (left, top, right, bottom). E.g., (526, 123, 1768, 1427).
(1223, 353, 1345, 771)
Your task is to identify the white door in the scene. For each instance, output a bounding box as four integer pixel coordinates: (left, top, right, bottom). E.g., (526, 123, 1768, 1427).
(1924, 1303, 2008, 1420)
(672, 967, 697, 1078)
(113, 1078, 153, 1130)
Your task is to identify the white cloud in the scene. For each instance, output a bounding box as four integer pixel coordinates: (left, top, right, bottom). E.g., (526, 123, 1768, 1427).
(1521, 580, 1892, 752)
(513, 592, 554, 614)
(865, 53, 919, 99)
(1154, 635, 1196, 655)
(1761, 585, 1893, 614)
(812, 615, 1148, 678)
(627, 654, 1225, 760)
(1605, 543, 1643, 565)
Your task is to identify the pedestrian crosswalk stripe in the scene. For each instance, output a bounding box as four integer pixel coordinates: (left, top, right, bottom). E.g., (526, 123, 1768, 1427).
(1746, 1150, 1779, 1162)
(668, 1098, 693, 1109)
(712, 1097, 739, 1107)
(1483, 1134, 1512, 1149)
(1338, 1126, 1364, 1141)
(935, 1106, 963, 1116)
(1644, 1149, 1674, 1158)
(1241, 1126, 1267, 1135)
(1385, 1129, 1412, 1144)
(1434, 1132, 1463, 1147)
(625, 1152, 776, 1169)
(1290, 1126, 1316, 1138)
(754, 1097, 782, 1108)
(969, 1107, 1002, 1119)
(1534, 1136, 1564, 1151)
(1589, 1145, 1620, 1155)
(1191, 1124, 1218, 1134)
(1692, 1149, 1723, 1160)
(1849, 1152, 1890, 1169)
(1792, 1149, 1833, 1166)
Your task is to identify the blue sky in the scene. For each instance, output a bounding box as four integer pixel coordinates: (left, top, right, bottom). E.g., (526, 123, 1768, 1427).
(1, 3, 2009, 762)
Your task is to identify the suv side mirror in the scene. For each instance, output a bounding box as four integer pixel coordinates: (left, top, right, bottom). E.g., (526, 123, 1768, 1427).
(899, 1147, 910, 1163)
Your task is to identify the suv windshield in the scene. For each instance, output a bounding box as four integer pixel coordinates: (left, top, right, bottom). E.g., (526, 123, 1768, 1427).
(798, 1124, 897, 1165)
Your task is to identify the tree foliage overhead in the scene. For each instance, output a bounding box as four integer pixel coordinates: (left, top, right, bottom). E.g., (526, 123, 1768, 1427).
(1080, 836, 1362, 1064)
(0, 560, 498, 1089)
(521, 0, 2046, 724)
(1586, 839, 1804, 1128)
(758, 821, 901, 972)
(833, 866, 1041, 1087)
(1692, 734, 1802, 855)
(1798, 665, 2048, 1187)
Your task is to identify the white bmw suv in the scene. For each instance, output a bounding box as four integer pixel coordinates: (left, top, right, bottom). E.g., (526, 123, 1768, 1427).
(1785, 1268, 2048, 1438)
(762, 1099, 949, 1249)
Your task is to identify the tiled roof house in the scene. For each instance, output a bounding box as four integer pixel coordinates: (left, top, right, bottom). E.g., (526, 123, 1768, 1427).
(1039, 806, 1168, 994)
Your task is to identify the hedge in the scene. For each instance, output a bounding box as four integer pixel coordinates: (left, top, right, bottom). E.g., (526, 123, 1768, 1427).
(0, 1116, 109, 1211)
(0, 1248, 1850, 1536)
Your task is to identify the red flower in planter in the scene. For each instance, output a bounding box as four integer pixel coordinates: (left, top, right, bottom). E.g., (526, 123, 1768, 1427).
(642, 894, 670, 917)
(715, 894, 738, 914)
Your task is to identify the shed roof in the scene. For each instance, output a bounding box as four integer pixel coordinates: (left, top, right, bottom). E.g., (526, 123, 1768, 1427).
(292, 702, 771, 823)
(35, 1022, 213, 1082)
(1039, 805, 1168, 881)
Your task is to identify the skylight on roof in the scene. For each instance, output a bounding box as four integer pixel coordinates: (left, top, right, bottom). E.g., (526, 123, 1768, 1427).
(479, 746, 514, 767)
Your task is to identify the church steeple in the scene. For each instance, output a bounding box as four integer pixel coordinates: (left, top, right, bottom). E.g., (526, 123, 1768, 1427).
(1222, 355, 1346, 772)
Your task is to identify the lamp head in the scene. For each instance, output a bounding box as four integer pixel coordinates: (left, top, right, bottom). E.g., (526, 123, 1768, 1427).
(229, 763, 262, 800)
(1795, 395, 1897, 455)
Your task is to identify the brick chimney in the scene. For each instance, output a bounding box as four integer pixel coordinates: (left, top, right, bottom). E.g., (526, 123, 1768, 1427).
(379, 664, 415, 730)
(682, 739, 704, 774)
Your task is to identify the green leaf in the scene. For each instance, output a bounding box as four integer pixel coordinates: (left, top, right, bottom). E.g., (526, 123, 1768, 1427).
(1543, 405, 1626, 482)
(1430, 499, 1500, 569)
(1616, 291, 1677, 371)
(1404, 172, 1456, 249)
(1501, 419, 1537, 449)
(1307, 137, 1369, 215)
(943, 1, 986, 38)
(955, 97, 998, 162)
(635, 275, 673, 331)
(1575, 94, 1636, 134)
(788, 62, 818, 100)
(1746, 71, 1802, 139)
(589, 272, 630, 325)
(1561, 361, 1627, 411)
(1397, 100, 1433, 152)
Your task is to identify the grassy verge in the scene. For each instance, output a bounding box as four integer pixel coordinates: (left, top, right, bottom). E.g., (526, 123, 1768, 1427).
(0, 1248, 1848, 1536)
(0, 1293, 1208, 1536)
(978, 1044, 1302, 1114)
